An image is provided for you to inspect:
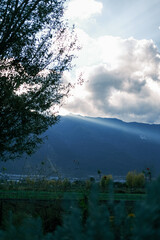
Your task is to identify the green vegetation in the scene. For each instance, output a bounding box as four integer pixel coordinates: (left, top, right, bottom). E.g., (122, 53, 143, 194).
(0, 0, 78, 161)
(100, 174, 113, 191)
(0, 189, 145, 201)
(0, 177, 160, 239)
(0, 169, 157, 239)
(0, 175, 145, 193)
(126, 171, 145, 188)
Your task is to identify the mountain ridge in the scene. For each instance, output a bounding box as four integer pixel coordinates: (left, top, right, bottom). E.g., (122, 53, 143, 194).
(1, 115, 160, 178)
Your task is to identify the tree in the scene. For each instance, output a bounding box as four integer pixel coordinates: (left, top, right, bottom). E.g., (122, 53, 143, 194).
(100, 175, 113, 191)
(126, 171, 145, 188)
(0, 0, 79, 161)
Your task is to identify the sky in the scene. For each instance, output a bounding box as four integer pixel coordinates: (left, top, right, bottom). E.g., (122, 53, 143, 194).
(60, 0, 160, 123)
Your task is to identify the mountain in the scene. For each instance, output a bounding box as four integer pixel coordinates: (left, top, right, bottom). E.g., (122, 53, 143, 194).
(1, 115, 160, 178)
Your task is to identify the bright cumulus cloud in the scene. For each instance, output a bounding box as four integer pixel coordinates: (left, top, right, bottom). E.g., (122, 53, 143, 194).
(62, 35, 160, 123)
(65, 0, 103, 20)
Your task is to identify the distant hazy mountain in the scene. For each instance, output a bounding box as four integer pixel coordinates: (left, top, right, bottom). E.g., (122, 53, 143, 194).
(1, 115, 160, 178)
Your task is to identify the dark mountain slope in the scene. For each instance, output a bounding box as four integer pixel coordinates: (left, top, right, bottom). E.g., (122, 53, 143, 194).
(1, 115, 160, 178)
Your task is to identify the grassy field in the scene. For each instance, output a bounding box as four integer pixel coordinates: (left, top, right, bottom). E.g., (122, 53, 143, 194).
(0, 177, 158, 239)
(0, 189, 146, 201)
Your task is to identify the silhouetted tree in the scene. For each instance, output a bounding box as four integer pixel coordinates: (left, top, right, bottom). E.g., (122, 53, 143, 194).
(0, 0, 79, 161)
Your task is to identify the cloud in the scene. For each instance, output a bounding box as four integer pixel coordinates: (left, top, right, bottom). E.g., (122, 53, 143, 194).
(62, 35, 160, 123)
(65, 0, 103, 20)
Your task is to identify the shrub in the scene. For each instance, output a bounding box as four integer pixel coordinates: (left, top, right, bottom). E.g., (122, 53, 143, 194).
(62, 179, 71, 191)
(85, 180, 92, 190)
(126, 171, 145, 188)
(100, 175, 113, 191)
(136, 173, 145, 188)
(133, 177, 160, 240)
(0, 213, 44, 240)
(53, 186, 114, 240)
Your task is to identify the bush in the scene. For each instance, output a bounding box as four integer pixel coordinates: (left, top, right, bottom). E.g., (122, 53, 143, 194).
(126, 171, 145, 188)
(0, 214, 44, 240)
(53, 186, 114, 240)
(133, 177, 160, 240)
(61, 179, 71, 191)
(85, 180, 92, 190)
(100, 175, 113, 191)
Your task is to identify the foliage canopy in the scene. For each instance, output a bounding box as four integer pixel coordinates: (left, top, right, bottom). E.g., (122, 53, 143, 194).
(0, 0, 78, 161)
